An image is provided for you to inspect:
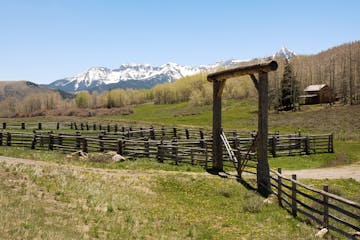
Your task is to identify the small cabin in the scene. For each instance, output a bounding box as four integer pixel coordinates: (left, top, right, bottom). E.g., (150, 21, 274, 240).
(299, 84, 334, 104)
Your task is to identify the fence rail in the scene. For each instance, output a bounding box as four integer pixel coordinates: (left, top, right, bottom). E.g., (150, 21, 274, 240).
(269, 168, 360, 239)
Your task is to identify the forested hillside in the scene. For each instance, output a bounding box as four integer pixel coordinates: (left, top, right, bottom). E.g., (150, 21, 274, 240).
(270, 41, 360, 105)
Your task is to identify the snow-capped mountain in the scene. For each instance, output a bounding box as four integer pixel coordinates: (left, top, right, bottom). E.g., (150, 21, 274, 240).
(47, 63, 204, 92)
(273, 47, 296, 59)
(47, 47, 295, 92)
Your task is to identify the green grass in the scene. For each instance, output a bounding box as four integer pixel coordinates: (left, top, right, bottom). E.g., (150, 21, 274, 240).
(0, 160, 317, 239)
(0, 146, 205, 173)
(270, 141, 360, 170)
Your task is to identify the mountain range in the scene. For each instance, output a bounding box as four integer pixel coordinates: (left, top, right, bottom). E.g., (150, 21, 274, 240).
(46, 48, 295, 93)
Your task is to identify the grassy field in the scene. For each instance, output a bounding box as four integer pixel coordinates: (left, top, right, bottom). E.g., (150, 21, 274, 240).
(0, 158, 318, 240)
(0, 99, 359, 239)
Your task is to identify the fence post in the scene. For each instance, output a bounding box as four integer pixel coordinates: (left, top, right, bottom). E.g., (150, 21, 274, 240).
(80, 123, 84, 131)
(49, 134, 54, 150)
(161, 127, 165, 139)
(233, 131, 239, 149)
(271, 136, 277, 157)
(93, 123, 96, 131)
(74, 122, 78, 130)
(157, 140, 164, 163)
(144, 138, 150, 157)
(185, 128, 190, 139)
(150, 127, 155, 140)
(2, 122, 6, 130)
(82, 138, 88, 153)
(31, 133, 37, 149)
(140, 127, 144, 138)
(291, 174, 297, 217)
(328, 134, 334, 153)
(76, 132, 81, 149)
(117, 139, 124, 155)
(38, 122, 42, 130)
(86, 123, 89, 131)
(21, 122, 25, 130)
(99, 124, 102, 131)
(204, 142, 208, 169)
(70, 122, 74, 130)
(58, 133, 63, 148)
(114, 124, 118, 133)
(172, 138, 178, 165)
(107, 124, 111, 132)
(304, 136, 310, 155)
(173, 128, 177, 139)
(190, 148, 194, 165)
(199, 130, 204, 140)
(277, 168, 283, 207)
(6, 132, 11, 146)
(0, 132, 2, 146)
(323, 185, 329, 229)
(57, 122, 60, 130)
(99, 134, 104, 152)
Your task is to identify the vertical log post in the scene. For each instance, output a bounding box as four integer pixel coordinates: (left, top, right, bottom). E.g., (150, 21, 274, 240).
(277, 168, 283, 207)
(114, 124, 118, 133)
(271, 136, 277, 157)
(57, 122, 60, 130)
(185, 128, 190, 139)
(70, 122, 73, 130)
(323, 185, 329, 229)
(6, 132, 11, 146)
(291, 174, 297, 217)
(76, 132, 81, 149)
(38, 122, 42, 130)
(21, 122, 25, 130)
(212, 80, 223, 172)
(150, 127, 155, 140)
(93, 123, 97, 131)
(86, 123, 89, 131)
(2, 122, 6, 130)
(82, 138, 88, 153)
(0, 132, 3, 146)
(157, 140, 164, 163)
(99, 134, 104, 152)
(255, 72, 271, 195)
(117, 139, 124, 155)
(304, 136, 310, 155)
(173, 127, 177, 139)
(144, 138, 150, 157)
(328, 133, 334, 153)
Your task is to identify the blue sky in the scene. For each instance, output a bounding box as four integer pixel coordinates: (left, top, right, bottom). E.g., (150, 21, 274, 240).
(1, 0, 360, 84)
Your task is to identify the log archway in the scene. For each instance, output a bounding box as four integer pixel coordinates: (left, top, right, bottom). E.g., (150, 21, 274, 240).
(207, 60, 278, 195)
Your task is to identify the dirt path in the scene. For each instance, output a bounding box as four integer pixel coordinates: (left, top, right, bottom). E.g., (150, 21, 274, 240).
(0, 155, 359, 182)
(282, 163, 360, 182)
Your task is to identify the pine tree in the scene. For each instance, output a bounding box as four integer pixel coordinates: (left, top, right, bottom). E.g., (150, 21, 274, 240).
(280, 60, 299, 111)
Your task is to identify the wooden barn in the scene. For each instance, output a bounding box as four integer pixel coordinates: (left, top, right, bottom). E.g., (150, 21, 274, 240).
(299, 84, 334, 104)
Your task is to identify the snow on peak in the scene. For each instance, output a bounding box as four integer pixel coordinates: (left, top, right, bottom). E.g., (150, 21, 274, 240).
(273, 47, 296, 59)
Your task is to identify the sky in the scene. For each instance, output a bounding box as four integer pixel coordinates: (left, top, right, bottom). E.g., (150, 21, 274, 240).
(1, 0, 360, 84)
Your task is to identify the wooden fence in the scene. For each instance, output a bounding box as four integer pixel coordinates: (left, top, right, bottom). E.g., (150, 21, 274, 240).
(269, 168, 360, 239)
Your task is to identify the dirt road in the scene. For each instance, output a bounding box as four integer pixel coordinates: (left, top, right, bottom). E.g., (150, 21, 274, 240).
(282, 163, 360, 182)
(0, 155, 359, 182)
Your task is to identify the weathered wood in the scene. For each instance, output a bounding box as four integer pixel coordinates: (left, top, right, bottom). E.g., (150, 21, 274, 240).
(57, 122, 60, 130)
(2, 122, 6, 130)
(212, 80, 223, 171)
(256, 71, 271, 196)
(323, 185, 329, 228)
(0, 132, 3, 146)
(207, 60, 278, 82)
(38, 122, 42, 130)
(277, 168, 283, 207)
(291, 174, 297, 217)
(21, 122, 25, 130)
(6, 132, 11, 146)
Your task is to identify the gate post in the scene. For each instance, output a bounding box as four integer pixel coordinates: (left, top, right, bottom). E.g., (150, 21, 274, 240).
(212, 80, 224, 171)
(256, 71, 271, 196)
